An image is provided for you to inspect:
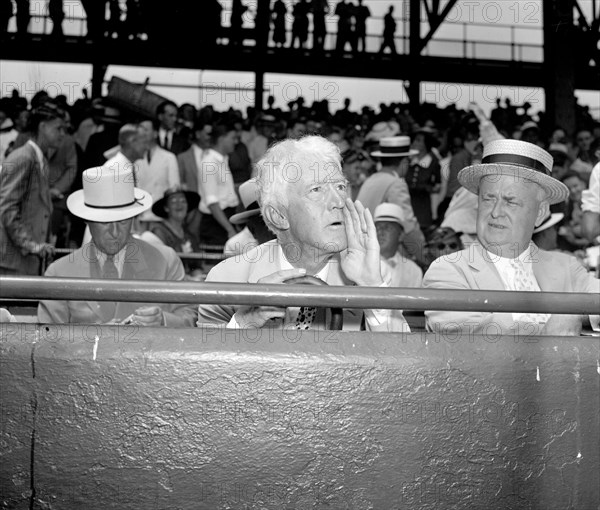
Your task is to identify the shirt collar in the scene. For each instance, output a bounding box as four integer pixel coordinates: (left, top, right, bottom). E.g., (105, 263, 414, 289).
(94, 243, 128, 278)
(277, 244, 330, 281)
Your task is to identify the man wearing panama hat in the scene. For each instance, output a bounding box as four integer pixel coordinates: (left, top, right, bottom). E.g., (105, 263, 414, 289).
(37, 166, 197, 327)
(424, 139, 599, 336)
(357, 135, 426, 264)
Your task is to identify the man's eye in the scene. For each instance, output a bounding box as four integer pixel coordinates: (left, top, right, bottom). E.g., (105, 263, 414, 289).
(337, 183, 347, 192)
(310, 187, 321, 193)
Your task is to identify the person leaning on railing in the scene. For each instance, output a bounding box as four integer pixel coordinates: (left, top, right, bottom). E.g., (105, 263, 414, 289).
(197, 135, 409, 332)
(37, 166, 197, 327)
(423, 139, 600, 336)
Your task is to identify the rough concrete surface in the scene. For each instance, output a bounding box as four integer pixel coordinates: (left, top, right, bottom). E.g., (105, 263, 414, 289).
(1, 323, 599, 509)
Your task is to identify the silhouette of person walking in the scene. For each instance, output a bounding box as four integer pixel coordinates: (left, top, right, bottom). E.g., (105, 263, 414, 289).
(334, 0, 353, 53)
(48, 0, 64, 37)
(354, 0, 369, 52)
(379, 5, 396, 54)
(230, 0, 248, 47)
(271, 0, 287, 47)
(290, 0, 309, 49)
(311, 0, 328, 52)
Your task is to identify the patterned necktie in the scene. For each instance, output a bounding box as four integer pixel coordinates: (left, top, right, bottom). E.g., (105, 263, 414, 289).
(296, 306, 317, 330)
(102, 255, 119, 279)
(509, 258, 549, 324)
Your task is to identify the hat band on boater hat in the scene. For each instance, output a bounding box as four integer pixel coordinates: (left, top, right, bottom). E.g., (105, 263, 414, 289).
(482, 154, 549, 174)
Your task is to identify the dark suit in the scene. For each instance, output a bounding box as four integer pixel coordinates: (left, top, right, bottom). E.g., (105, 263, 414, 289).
(176, 146, 199, 193)
(38, 237, 197, 326)
(0, 143, 52, 275)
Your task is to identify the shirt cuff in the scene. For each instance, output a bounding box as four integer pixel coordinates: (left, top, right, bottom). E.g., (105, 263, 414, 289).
(364, 280, 393, 327)
(227, 314, 242, 329)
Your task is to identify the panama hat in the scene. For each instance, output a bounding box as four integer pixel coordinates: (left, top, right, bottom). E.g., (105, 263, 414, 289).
(365, 121, 400, 142)
(152, 186, 200, 219)
(230, 178, 261, 225)
(371, 136, 419, 158)
(373, 203, 409, 232)
(533, 212, 564, 234)
(458, 139, 569, 205)
(67, 166, 152, 222)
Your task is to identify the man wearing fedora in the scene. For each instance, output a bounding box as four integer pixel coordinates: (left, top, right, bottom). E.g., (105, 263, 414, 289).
(38, 166, 196, 327)
(357, 135, 426, 264)
(423, 139, 599, 336)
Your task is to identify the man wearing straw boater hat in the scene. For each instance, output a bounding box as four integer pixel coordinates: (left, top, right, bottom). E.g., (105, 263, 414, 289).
(424, 139, 599, 336)
(37, 165, 197, 327)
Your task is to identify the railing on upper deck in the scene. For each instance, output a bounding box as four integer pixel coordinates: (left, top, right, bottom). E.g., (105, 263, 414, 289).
(5, 12, 543, 62)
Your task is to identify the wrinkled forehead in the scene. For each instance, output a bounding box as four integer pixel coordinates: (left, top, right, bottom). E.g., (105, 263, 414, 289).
(479, 174, 542, 196)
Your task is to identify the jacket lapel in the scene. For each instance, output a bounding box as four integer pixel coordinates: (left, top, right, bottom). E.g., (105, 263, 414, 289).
(466, 242, 506, 291)
(532, 245, 563, 291)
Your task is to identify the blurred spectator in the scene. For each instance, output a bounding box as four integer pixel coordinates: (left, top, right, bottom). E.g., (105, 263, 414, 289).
(311, 0, 328, 52)
(271, 0, 287, 48)
(374, 203, 423, 287)
(290, 0, 309, 49)
(558, 171, 589, 251)
(335, 0, 353, 53)
(48, 0, 64, 38)
(581, 163, 600, 242)
(0, 103, 18, 164)
(0, 101, 67, 275)
(379, 5, 397, 54)
(354, 0, 370, 52)
(532, 212, 564, 251)
(0, 0, 13, 38)
(15, 0, 29, 36)
(198, 123, 240, 245)
(156, 100, 189, 155)
(135, 118, 180, 224)
(570, 129, 595, 181)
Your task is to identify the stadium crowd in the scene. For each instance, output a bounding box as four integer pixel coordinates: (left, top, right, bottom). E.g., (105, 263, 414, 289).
(0, 87, 598, 332)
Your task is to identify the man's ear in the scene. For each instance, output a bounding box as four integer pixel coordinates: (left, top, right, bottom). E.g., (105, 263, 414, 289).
(264, 205, 289, 231)
(535, 201, 550, 227)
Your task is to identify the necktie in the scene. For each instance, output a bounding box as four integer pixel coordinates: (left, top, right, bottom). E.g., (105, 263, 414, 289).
(509, 258, 549, 324)
(296, 306, 317, 330)
(102, 255, 119, 279)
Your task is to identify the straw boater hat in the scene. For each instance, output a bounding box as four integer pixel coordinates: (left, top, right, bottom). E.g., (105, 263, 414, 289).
(230, 178, 261, 225)
(370, 136, 419, 158)
(67, 166, 152, 222)
(373, 203, 409, 232)
(152, 186, 200, 218)
(458, 139, 569, 205)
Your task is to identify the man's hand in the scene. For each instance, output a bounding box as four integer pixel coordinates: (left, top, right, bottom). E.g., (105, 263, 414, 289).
(49, 187, 64, 200)
(131, 306, 165, 327)
(541, 314, 583, 336)
(340, 199, 383, 286)
(233, 268, 307, 328)
(30, 242, 55, 258)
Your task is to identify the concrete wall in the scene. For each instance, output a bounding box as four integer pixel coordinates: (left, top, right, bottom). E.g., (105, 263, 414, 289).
(1, 323, 599, 509)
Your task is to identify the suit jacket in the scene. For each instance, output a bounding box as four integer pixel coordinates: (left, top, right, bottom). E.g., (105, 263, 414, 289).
(197, 240, 408, 332)
(38, 238, 197, 326)
(0, 143, 52, 274)
(177, 146, 199, 194)
(423, 241, 600, 335)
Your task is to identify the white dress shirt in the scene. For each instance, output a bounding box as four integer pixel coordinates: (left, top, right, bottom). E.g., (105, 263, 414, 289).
(197, 148, 239, 214)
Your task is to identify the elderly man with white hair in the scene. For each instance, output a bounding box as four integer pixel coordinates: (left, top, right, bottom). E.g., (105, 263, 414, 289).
(197, 136, 409, 331)
(423, 139, 599, 336)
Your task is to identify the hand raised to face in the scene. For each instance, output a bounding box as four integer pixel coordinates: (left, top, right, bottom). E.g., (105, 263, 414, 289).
(340, 199, 384, 287)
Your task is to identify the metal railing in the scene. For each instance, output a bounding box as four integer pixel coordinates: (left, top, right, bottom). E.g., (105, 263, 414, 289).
(6, 12, 543, 63)
(1, 276, 597, 315)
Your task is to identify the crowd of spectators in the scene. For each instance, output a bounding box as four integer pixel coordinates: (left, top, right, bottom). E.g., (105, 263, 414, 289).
(1, 87, 599, 280)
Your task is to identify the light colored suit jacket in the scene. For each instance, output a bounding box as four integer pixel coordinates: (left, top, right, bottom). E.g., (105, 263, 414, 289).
(423, 242, 600, 335)
(198, 240, 408, 332)
(38, 237, 197, 326)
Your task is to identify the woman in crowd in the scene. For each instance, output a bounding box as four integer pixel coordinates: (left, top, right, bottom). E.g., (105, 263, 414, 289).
(150, 186, 202, 274)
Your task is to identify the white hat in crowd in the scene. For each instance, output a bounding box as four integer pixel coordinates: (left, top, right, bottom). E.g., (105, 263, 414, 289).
(67, 166, 152, 222)
(230, 178, 261, 225)
(373, 203, 409, 231)
(370, 136, 419, 158)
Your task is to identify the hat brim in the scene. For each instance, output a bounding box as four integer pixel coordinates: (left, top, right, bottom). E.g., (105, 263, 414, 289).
(67, 188, 153, 222)
(533, 212, 564, 234)
(230, 208, 260, 225)
(371, 149, 419, 158)
(152, 191, 200, 218)
(458, 163, 569, 205)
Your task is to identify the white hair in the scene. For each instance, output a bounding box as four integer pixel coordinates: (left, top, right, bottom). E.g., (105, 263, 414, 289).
(256, 135, 342, 232)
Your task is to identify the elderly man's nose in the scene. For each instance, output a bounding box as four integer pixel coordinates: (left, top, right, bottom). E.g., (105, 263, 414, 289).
(490, 200, 504, 217)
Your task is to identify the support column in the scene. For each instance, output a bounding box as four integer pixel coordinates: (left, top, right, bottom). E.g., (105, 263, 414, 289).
(253, 0, 270, 112)
(543, 0, 576, 135)
(91, 62, 107, 100)
(407, 0, 421, 108)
